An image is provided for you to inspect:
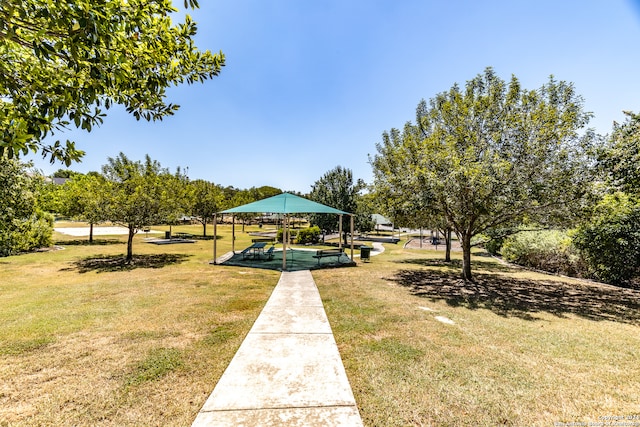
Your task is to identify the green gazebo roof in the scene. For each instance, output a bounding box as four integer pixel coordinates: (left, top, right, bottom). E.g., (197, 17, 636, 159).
(219, 192, 350, 215)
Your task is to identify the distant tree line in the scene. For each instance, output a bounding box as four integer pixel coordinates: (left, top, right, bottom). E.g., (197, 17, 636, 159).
(1, 153, 373, 263)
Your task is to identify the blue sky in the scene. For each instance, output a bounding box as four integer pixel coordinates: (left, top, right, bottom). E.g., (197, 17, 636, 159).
(29, 0, 640, 193)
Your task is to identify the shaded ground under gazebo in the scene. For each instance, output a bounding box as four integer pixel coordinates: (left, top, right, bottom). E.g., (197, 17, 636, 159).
(216, 247, 355, 271)
(212, 193, 356, 271)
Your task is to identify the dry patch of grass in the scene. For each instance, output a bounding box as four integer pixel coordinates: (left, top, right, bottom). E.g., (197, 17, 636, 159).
(315, 245, 640, 426)
(0, 224, 278, 426)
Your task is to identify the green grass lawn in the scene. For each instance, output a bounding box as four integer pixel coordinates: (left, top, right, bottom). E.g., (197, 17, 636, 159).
(1, 222, 639, 426)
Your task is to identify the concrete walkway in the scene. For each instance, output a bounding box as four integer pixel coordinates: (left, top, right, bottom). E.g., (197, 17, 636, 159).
(192, 270, 364, 426)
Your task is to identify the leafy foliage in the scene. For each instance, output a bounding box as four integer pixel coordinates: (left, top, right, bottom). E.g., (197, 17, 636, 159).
(52, 169, 81, 179)
(276, 228, 296, 243)
(0, 157, 53, 255)
(295, 226, 321, 244)
(473, 228, 515, 256)
(501, 229, 584, 276)
(230, 189, 257, 231)
(370, 124, 435, 231)
(101, 153, 189, 261)
(0, 0, 224, 164)
(567, 111, 640, 285)
(371, 67, 596, 280)
(573, 193, 640, 285)
(309, 166, 371, 244)
(599, 111, 640, 194)
(188, 179, 226, 236)
(59, 173, 110, 241)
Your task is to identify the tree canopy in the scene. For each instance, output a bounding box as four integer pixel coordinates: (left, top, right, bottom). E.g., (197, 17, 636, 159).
(59, 173, 110, 243)
(372, 68, 596, 280)
(572, 110, 640, 285)
(0, 0, 224, 165)
(599, 111, 640, 194)
(309, 166, 372, 244)
(102, 152, 188, 262)
(188, 179, 226, 236)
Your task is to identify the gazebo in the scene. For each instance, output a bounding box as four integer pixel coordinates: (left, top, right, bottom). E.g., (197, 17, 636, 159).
(212, 193, 354, 271)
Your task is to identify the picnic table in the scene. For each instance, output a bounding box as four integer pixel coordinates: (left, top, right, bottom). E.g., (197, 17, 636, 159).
(241, 242, 267, 260)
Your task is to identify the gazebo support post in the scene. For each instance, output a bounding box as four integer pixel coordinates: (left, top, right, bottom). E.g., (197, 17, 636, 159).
(282, 214, 288, 271)
(213, 214, 218, 264)
(232, 215, 236, 253)
(338, 214, 343, 249)
(350, 214, 354, 260)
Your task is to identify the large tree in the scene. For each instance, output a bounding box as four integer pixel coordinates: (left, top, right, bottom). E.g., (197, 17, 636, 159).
(102, 153, 188, 262)
(372, 68, 596, 280)
(59, 172, 110, 243)
(309, 166, 371, 245)
(572, 110, 640, 285)
(1, 0, 224, 165)
(189, 179, 226, 237)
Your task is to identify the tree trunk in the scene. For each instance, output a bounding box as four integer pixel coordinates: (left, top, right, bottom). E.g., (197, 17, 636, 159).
(445, 227, 452, 262)
(203, 221, 207, 237)
(460, 232, 473, 281)
(126, 226, 135, 263)
(89, 223, 94, 244)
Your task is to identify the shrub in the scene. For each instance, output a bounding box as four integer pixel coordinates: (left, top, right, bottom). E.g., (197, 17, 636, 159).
(473, 229, 512, 255)
(296, 226, 321, 245)
(572, 193, 640, 286)
(484, 238, 504, 256)
(18, 210, 54, 252)
(501, 229, 583, 276)
(0, 211, 54, 256)
(0, 158, 54, 256)
(276, 228, 298, 243)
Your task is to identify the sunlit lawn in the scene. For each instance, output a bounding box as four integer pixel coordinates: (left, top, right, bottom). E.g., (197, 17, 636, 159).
(0, 222, 280, 426)
(315, 244, 640, 426)
(1, 222, 639, 426)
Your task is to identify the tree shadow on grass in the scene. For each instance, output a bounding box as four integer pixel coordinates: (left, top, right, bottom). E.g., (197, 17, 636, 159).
(190, 235, 223, 241)
(56, 239, 123, 246)
(398, 258, 516, 274)
(389, 268, 640, 325)
(65, 254, 191, 273)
